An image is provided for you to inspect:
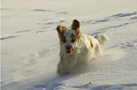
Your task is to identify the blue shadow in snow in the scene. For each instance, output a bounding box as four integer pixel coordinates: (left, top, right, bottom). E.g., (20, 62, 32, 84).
(130, 16, 137, 20)
(91, 83, 137, 90)
(109, 11, 137, 18)
(33, 9, 52, 12)
(0, 36, 17, 40)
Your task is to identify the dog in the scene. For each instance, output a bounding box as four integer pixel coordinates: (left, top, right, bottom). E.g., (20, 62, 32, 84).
(56, 19, 109, 76)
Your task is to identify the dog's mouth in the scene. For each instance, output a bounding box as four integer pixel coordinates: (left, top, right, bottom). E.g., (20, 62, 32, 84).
(66, 47, 75, 54)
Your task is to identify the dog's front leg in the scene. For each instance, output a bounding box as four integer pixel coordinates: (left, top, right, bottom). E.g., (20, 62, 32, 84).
(68, 55, 78, 68)
(57, 60, 69, 76)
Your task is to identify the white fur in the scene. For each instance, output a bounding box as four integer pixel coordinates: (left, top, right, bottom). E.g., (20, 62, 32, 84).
(57, 29, 109, 76)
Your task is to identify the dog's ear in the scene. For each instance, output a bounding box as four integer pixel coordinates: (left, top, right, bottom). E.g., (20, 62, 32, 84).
(71, 19, 80, 31)
(56, 25, 68, 40)
(71, 19, 82, 39)
(57, 25, 68, 33)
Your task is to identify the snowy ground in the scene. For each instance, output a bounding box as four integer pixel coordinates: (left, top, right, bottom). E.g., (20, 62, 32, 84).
(1, 0, 137, 90)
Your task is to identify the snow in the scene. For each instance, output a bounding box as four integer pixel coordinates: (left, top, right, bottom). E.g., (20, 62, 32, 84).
(1, 0, 137, 90)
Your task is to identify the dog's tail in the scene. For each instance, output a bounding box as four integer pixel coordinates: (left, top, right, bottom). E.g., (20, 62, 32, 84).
(95, 34, 109, 48)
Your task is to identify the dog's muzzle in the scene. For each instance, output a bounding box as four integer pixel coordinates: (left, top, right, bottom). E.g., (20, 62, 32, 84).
(65, 46, 75, 54)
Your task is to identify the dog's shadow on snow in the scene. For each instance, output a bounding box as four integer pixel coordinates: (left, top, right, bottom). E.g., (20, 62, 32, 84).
(29, 74, 82, 90)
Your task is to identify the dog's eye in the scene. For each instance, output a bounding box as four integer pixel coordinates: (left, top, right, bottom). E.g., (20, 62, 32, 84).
(71, 39, 75, 43)
(62, 39, 66, 43)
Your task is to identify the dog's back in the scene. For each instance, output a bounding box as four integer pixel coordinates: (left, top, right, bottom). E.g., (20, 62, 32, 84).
(75, 34, 109, 67)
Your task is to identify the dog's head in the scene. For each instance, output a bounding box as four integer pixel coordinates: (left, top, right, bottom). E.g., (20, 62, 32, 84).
(57, 19, 82, 54)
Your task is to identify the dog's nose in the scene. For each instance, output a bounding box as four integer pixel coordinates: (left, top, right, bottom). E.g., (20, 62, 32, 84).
(66, 45, 72, 50)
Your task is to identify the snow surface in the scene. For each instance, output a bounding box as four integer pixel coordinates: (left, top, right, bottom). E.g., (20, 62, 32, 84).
(1, 0, 137, 90)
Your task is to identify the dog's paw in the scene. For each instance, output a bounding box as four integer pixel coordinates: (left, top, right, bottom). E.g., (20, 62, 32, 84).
(57, 68, 69, 76)
(61, 71, 69, 76)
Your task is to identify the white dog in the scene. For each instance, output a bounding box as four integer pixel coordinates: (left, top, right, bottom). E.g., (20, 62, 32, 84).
(56, 19, 109, 76)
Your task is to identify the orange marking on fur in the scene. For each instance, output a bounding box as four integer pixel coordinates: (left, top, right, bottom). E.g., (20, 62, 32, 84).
(56, 25, 68, 43)
(71, 34, 79, 43)
(71, 19, 82, 39)
(71, 19, 80, 30)
(90, 39, 93, 48)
